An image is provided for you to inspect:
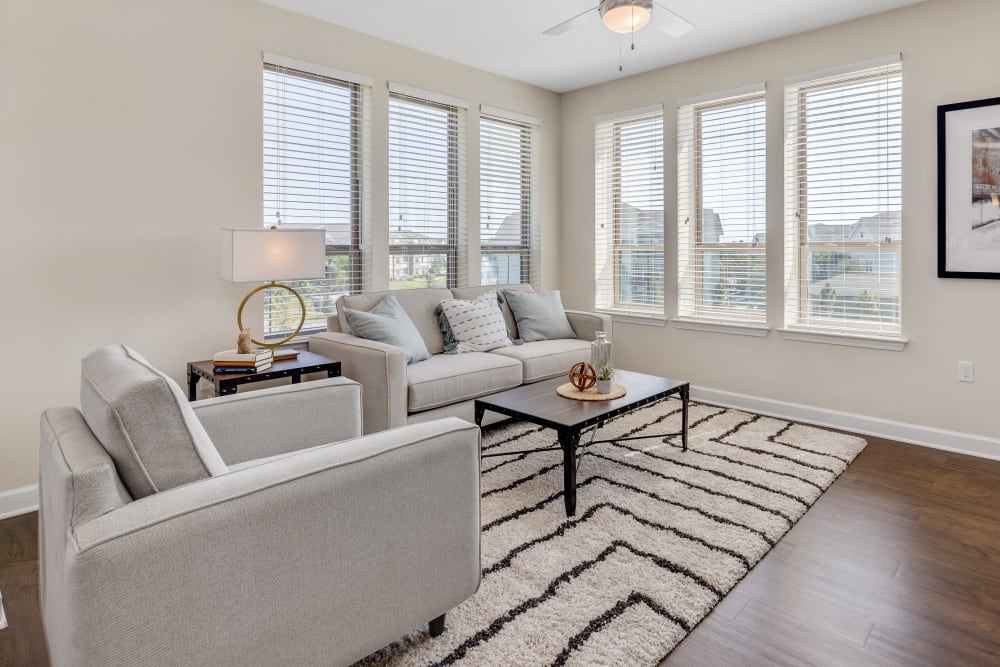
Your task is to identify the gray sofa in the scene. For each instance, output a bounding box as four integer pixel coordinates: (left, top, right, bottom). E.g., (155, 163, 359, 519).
(40, 344, 481, 667)
(309, 284, 611, 434)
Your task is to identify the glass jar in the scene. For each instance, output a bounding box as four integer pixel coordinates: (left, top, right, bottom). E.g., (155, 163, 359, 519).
(590, 331, 612, 374)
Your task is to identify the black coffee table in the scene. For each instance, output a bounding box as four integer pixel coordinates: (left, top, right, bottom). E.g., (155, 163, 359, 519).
(474, 370, 689, 517)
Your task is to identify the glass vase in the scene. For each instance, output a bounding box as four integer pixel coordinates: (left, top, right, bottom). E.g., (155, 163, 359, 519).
(590, 331, 612, 375)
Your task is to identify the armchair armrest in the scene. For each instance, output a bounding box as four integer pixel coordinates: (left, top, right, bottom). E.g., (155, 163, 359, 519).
(565, 309, 612, 342)
(191, 377, 362, 465)
(69, 418, 481, 667)
(309, 331, 408, 434)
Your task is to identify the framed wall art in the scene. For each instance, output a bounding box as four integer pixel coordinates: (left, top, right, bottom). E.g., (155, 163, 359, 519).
(938, 95, 1000, 279)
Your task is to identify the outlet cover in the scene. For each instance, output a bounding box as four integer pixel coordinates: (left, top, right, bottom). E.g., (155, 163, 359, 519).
(958, 361, 975, 383)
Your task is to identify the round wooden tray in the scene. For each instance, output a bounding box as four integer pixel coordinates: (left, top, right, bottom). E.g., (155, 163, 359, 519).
(555, 382, 626, 401)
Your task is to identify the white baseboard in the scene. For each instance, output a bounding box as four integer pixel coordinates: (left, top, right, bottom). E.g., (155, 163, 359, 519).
(692, 386, 1000, 461)
(0, 485, 39, 521)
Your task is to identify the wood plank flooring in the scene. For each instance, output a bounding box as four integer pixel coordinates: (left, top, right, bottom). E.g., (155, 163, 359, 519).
(1, 436, 998, 666)
(663, 436, 1000, 667)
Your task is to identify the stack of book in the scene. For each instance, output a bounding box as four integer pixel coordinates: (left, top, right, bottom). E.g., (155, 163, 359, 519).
(213, 348, 273, 374)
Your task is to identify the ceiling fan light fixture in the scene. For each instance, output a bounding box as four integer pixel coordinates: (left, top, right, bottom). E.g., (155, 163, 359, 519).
(600, 0, 652, 33)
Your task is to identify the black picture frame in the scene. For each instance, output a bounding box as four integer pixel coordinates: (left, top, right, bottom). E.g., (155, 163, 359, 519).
(938, 95, 1000, 279)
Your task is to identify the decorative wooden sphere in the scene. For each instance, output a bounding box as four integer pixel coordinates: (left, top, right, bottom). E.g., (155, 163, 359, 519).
(569, 362, 597, 391)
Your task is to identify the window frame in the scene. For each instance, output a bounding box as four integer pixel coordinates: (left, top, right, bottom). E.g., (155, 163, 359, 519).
(261, 58, 369, 341)
(678, 89, 767, 324)
(784, 58, 903, 337)
(387, 91, 465, 290)
(595, 106, 665, 319)
(479, 113, 538, 286)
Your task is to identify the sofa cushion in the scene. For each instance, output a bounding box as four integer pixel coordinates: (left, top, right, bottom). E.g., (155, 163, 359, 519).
(337, 288, 452, 354)
(79, 344, 228, 499)
(438, 290, 512, 353)
(343, 295, 431, 364)
(451, 283, 533, 341)
(503, 289, 576, 342)
(490, 339, 592, 383)
(406, 353, 522, 413)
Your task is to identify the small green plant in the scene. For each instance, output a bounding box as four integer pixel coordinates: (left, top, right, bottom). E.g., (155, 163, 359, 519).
(597, 364, 615, 382)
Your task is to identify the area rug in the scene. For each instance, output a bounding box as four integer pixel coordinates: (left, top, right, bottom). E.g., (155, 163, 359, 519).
(358, 399, 867, 666)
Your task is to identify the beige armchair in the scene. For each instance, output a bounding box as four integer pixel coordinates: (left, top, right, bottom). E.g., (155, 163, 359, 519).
(39, 344, 481, 667)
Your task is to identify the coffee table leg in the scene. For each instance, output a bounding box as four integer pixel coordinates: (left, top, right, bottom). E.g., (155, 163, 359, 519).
(680, 384, 690, 452)
(559, 430, 580, 517)
(474, 403, 485, 427)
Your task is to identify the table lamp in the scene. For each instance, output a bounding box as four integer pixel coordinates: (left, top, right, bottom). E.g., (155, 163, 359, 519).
(221, 226, 326, 349)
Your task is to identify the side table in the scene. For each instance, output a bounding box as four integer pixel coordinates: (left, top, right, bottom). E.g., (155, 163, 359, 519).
(187, 350, 341, 401)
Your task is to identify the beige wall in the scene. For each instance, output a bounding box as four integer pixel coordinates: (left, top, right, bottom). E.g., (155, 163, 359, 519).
(559, 0, 999, 451)
(0, 0, 561, 493)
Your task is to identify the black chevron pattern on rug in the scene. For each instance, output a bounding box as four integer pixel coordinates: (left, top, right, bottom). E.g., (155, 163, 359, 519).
(355, 399, 867, 666)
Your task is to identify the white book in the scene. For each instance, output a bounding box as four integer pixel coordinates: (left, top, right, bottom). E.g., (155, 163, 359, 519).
(213, 348, 273, 363)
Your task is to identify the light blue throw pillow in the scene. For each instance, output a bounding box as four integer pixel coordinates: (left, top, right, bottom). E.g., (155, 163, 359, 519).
(503, 289, 577, 342)
(342, 295, 431, 364)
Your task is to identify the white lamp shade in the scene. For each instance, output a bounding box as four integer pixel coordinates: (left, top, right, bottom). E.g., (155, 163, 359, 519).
(221, 227, 326, 282)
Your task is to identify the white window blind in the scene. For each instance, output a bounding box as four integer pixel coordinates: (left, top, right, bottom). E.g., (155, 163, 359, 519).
(595, 106, 664, 317)
(784, 57, 902, 336)
(263, 59, 370, 339)
(678, 88, 766, 323)
(480, 111, 540, 287)
(388, 90, 467, 290)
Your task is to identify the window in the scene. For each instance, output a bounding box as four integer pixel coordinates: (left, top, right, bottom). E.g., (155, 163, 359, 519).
(595, 106, 664, 317)
(479, 108, 539, 287)
(262, 56, 370, 339)
(784, 57, 902, 336)
(677, 88, 766, 324)
(388, 86, 467, 290)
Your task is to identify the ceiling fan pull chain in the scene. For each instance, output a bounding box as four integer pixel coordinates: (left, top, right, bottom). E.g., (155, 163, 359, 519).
(631, 5, 636, 50)
(619, 33, 623, 72)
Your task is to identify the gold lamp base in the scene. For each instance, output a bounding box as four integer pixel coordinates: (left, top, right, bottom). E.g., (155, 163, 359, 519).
(237, 281, 306, 349)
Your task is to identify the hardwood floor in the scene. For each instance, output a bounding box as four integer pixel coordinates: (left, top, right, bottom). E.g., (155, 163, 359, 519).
(663, 436, 1000, 667)
(1, 436, 998, 666)
(0, 511, 47, 667)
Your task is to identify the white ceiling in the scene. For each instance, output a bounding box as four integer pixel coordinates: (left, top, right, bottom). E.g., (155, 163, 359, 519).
(260, 0, 926, 93)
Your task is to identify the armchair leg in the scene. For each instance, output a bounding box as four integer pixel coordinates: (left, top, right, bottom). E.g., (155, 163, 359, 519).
(429, 614, 446, 637)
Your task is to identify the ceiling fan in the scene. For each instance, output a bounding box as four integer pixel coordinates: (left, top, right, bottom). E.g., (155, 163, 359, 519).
(544, 0, 694, 38)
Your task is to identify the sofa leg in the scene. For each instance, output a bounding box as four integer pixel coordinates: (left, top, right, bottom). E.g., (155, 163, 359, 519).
(429, 614, 446, 637)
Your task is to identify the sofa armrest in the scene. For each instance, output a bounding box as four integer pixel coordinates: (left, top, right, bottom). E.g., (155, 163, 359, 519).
(67, 419, 481, 667)
(309, 331, 408, 434)
(191, 377, 362, 465)
(565, 310, 612, 343)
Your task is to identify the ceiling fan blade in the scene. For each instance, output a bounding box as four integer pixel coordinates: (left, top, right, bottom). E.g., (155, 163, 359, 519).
(543, 6, 598, 36)
(653, 1, 694, 37)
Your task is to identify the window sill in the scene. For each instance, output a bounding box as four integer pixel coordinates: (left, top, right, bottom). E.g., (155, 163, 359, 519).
(779, 328, 908, 351)
(673, 318, 770, 338)
(597, 310, 668, 327)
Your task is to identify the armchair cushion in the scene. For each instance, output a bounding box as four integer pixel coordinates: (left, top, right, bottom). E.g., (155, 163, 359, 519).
(79, 344, 227, 499)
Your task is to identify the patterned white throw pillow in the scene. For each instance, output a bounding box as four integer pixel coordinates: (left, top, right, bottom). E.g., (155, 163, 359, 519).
(438, 291, 513, 353)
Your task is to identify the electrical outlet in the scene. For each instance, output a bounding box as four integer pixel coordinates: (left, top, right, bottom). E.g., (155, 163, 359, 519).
(958, 361, 975, 383)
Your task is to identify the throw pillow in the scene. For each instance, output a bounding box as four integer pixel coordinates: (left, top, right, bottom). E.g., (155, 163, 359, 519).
(503, 289, 576, 342)
(437, 291, 512, 353)
(342, 295, 431, 364)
